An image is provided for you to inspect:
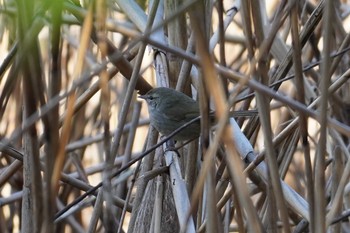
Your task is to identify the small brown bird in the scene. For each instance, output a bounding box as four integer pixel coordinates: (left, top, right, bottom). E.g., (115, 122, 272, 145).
(140, 87, 257, 141)
(139, 87, 201, 141)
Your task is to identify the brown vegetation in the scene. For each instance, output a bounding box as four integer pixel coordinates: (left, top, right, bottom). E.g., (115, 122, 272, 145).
(0, 0, 350, 232)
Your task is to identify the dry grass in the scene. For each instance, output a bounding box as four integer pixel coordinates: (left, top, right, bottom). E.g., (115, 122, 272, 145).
(0, 0, 350, 232)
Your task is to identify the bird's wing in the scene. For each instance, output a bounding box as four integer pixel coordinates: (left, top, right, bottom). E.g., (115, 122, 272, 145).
(162, 98, 200, 122)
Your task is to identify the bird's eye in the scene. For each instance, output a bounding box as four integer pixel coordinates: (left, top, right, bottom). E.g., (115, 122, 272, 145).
(148, 96, 154, 100)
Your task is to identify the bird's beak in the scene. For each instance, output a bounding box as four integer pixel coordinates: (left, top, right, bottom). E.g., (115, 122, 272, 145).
(138, 95, 146, 100)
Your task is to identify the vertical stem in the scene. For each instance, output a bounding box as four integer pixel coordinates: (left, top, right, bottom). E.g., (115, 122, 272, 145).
(43, 0, 63, 231)
(17, 0, 43, 232)
(291, 3, 314, 232)
(314, 0, 333, 232)
(164, 0, 188, 87)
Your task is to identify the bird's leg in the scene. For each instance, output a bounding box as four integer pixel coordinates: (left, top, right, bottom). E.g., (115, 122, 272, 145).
(164, 139, 181, 157)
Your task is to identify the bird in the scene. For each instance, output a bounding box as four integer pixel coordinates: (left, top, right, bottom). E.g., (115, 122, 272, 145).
(139, 87, 202, 141)
(139, 87, 257, 141)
